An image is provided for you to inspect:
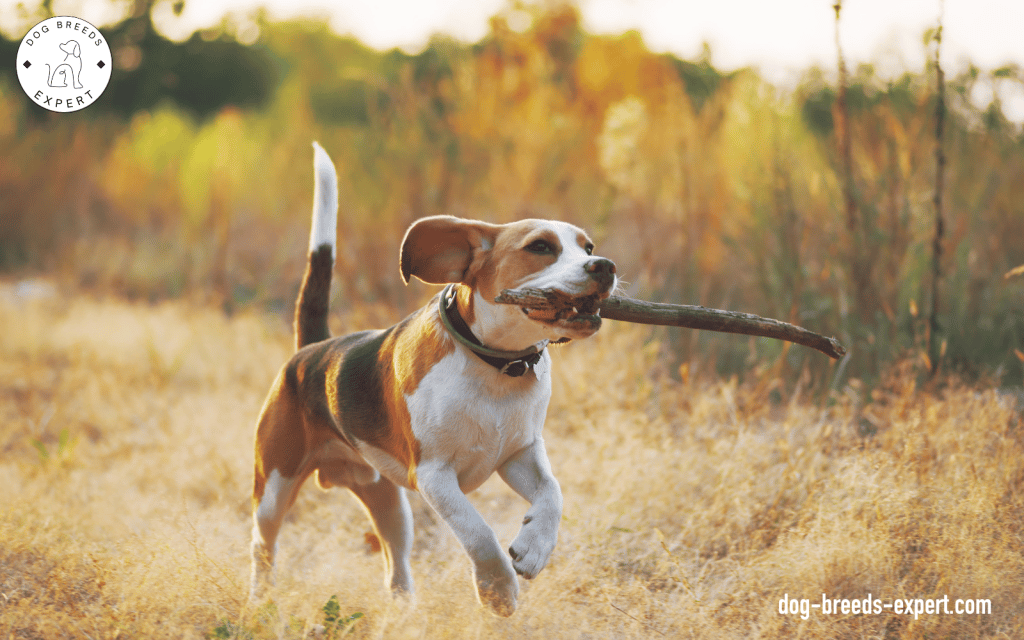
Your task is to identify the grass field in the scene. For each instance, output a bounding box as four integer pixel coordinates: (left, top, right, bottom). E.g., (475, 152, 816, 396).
(1, 282, 1022, 639)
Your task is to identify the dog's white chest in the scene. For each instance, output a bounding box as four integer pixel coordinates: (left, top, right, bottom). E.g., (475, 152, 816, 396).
(406, 350, 552, 493)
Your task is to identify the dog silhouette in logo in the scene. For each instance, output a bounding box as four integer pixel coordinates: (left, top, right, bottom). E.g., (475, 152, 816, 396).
(46, 40, 84, 89)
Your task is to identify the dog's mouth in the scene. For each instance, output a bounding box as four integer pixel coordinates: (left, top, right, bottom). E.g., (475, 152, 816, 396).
(521, 293, 604, 331)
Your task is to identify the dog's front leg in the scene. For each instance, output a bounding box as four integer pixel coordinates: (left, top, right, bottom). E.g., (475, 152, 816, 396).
(498, 438, 563, 580)
(417, 463, 518, 617)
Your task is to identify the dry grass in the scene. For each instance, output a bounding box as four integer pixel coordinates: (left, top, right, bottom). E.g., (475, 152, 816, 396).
(1, 282, 1023, 639)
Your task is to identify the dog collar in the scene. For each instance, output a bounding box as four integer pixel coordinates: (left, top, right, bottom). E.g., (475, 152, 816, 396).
(438, 284, 548, 377)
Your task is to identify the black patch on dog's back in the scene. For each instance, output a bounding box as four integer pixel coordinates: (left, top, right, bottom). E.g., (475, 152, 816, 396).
(333, 328, 394, 448)
(289, 311, 423, 462)
(285, 329, 381, 447)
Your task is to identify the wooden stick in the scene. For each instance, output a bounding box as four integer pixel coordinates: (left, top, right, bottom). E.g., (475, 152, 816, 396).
(494, 288, 848, 360)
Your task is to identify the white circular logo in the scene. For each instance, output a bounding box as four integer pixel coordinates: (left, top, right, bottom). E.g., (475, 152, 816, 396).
(16, 16, 112, 113)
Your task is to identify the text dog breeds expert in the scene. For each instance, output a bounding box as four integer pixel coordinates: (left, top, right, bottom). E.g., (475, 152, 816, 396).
(250, 143, 617, 616)
(16, 16, 111, 113)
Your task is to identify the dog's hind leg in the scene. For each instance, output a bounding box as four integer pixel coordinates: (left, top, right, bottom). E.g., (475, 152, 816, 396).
(250, 379, 310, 599)
(250, 467, 305, 598)
(349, 478, 415, 596)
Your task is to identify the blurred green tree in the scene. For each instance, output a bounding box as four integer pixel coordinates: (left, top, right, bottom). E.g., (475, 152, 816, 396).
(0, 0, 279, 120)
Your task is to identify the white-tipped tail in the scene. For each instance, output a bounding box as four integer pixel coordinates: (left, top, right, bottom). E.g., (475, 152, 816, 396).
(310, 141, 338, 260)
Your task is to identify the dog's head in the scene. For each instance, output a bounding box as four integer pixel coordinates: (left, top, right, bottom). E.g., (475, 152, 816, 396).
(400, 216, 617, 350)
(59, 40, 81, 58)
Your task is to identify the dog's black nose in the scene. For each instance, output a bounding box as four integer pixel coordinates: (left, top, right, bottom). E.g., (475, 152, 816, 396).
(585, 258, 616, 288)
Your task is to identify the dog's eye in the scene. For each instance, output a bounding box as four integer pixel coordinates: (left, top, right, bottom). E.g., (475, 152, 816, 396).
(584, 243, 594, 256)
(525, 240, 554, 254)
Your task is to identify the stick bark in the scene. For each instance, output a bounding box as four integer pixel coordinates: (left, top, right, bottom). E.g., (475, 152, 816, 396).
(495, 288, 847, 360)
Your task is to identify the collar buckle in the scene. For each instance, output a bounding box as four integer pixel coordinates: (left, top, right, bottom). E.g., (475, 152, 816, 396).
(498, 352, 543, 377)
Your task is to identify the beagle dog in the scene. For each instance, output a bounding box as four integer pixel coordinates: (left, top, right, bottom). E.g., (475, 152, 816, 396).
(250, 143, 616, 616)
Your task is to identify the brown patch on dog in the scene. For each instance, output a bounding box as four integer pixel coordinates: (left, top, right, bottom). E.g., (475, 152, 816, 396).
(575, 230, 592, 252)
(389, 303, 456, 399)
(377, 303, 464, 487)
(453, 283, 475, 326)
(252, 368, 312, 508)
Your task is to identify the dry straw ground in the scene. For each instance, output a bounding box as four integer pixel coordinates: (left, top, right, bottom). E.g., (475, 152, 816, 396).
(2, 283, 1023, 639)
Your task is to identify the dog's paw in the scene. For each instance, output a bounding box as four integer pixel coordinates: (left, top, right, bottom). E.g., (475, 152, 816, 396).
(508, 516, 557, 580)
(474, 556, 519, 617)
(477, 576, 518, 617)
(249, 550, 275, 602)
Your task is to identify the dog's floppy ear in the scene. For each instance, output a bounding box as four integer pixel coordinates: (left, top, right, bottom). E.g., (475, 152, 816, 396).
(400, 216, 501, 285)
(72, 42, 80, 57)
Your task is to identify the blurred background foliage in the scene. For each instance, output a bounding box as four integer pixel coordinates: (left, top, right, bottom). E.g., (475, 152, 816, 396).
(0, 0, 1022, 390)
